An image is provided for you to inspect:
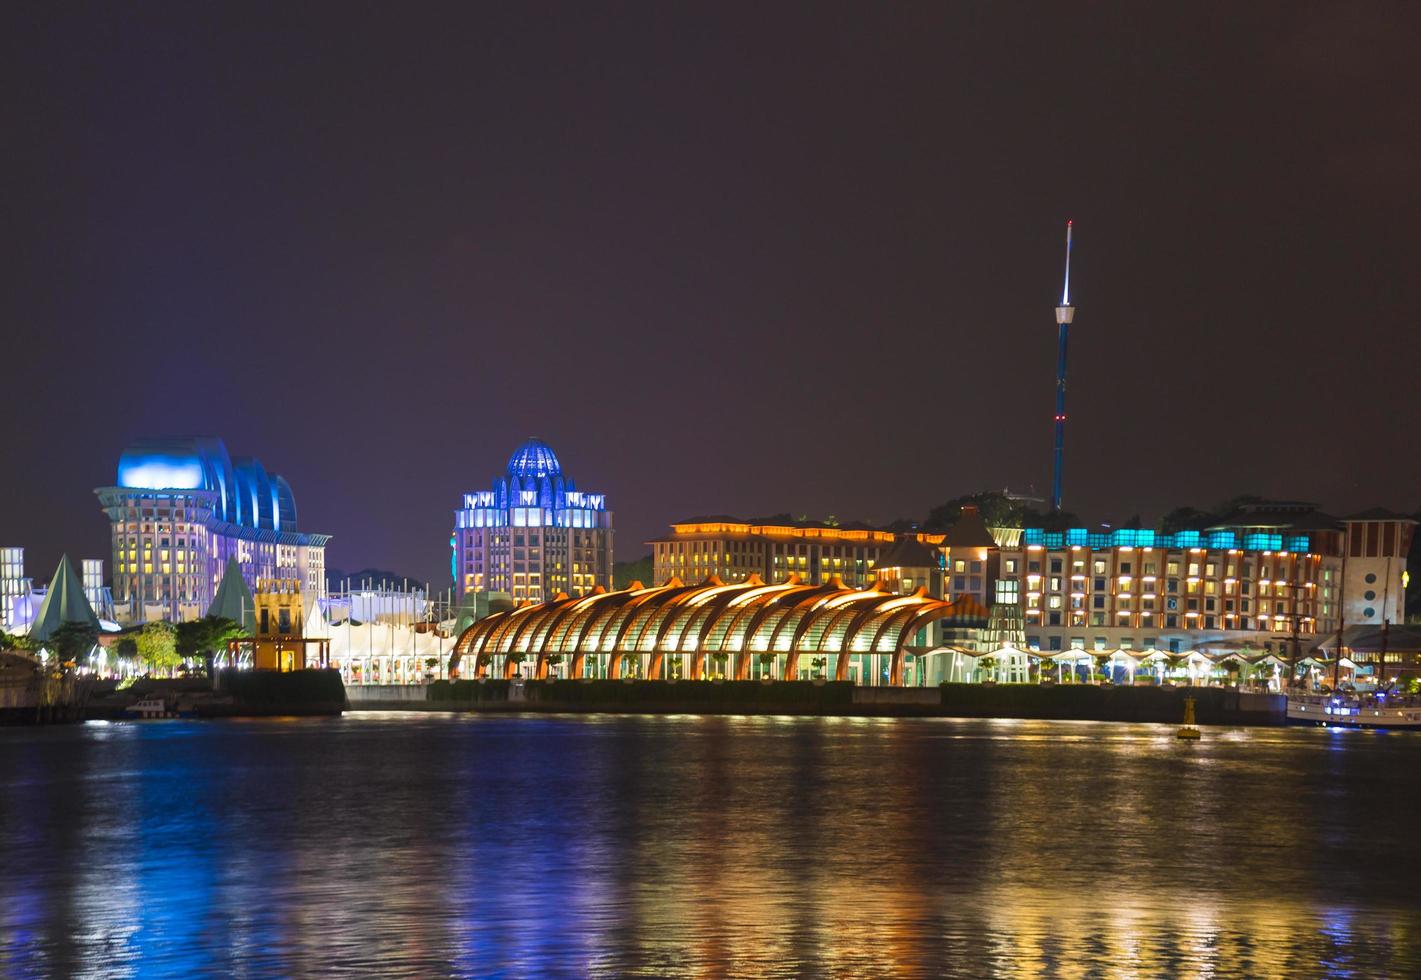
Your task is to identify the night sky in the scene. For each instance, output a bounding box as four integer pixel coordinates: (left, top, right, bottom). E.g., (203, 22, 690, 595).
(3, 2, 1418, 589)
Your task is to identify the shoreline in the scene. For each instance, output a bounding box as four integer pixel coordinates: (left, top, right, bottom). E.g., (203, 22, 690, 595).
(346, 679, 1289, 726)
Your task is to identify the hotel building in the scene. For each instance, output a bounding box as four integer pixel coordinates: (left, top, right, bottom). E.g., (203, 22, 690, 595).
(95, 437, 330, 624)
(649, 502, 1412, 665)
(1007, 503, 1412, 657)
(650, 517, 913, 589)
(453, 438, 614, 603)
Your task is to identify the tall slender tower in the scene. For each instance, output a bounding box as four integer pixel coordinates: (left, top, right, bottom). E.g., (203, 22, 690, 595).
(1050, 220, 1075, 513)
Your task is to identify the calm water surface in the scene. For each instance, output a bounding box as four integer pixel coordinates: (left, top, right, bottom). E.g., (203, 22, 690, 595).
(1, 713, 1418, 978)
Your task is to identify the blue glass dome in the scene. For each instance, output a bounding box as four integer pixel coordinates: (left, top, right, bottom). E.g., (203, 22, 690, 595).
(115, 436, 295, 532)
(506, 438, 562, 479)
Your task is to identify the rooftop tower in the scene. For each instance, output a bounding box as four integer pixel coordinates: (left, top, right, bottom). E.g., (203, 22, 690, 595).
(1050, 221, 1075, 513)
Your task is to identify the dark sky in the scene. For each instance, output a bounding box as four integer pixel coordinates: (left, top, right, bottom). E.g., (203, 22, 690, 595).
(3, 2, 1419, 588)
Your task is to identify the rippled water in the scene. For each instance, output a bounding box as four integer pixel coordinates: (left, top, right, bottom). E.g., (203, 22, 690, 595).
(1, 713, 1418, 978)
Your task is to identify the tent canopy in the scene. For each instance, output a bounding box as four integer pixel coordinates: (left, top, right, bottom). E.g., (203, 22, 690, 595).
(208, 557, 256, 633)
(28, 554, 99, 643)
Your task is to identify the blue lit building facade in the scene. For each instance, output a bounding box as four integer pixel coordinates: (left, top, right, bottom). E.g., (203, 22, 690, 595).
(453, 439, 613, 603)
(95, 438, 330, 624)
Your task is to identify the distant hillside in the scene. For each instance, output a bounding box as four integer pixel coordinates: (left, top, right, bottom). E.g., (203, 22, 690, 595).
(613, 555, 654, 590)
(326, 568, 428, 592)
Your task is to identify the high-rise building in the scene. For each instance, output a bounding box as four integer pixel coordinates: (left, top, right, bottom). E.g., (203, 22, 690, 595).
(452, 438, 613, 603)
(95, 437, 330, 624)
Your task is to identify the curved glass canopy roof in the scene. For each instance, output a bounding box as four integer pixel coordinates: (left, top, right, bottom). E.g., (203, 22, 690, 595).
(450, 575, 989, 681)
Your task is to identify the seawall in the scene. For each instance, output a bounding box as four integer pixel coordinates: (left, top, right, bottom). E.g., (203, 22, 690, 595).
(343, 679, 1288, 726)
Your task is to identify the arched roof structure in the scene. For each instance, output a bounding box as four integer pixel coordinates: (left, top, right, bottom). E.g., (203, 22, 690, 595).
(449, 574, 990, 681)
(115, 436, 299, 532)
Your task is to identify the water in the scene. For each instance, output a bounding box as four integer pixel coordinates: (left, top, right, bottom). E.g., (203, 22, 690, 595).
(1, 713, 1418, 978)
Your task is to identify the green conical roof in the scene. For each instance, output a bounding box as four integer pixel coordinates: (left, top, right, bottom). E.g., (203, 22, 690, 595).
(208, 557, 256, 633)
(29, 554, 100, 643)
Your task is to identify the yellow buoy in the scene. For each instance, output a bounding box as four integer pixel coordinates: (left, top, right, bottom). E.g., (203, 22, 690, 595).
(1177, 695, 1201, 740)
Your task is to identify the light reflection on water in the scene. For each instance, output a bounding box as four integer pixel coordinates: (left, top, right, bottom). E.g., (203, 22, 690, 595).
(1, 713, 1418, 978)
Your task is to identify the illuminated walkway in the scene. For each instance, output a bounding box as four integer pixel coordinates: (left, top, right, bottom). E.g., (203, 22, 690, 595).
(449, 574, 988, 686)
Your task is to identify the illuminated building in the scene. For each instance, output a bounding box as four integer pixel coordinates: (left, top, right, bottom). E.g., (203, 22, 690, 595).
(1339, 509, 1415, 626)
(449, 575, 988, 685)
(650, 517, 929, 589)
(453, 438, 613, 603)
(81, 558, 115, 621)
(938, 505, 1003, 608)
(247, 578, 329, 671)
(1, 547, 31, 630)
(1006, 502, 1370, 656)
(650, 507, 1016, 652)
(95, 437, 330, 624)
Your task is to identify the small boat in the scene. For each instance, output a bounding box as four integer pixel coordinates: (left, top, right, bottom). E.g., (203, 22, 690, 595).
(1287, 694, 1421, 729)
(124, 696, 173, 719)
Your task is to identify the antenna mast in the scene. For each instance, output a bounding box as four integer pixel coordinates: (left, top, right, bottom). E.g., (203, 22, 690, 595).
(1051, 220, 1075, 513)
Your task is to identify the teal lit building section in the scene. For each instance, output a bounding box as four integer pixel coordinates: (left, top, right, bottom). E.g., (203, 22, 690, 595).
(1024, 528, 1313, 553)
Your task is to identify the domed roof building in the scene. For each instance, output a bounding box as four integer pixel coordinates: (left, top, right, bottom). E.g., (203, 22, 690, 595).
(97, 437, 329, 624)
(505, 437, 562, 480)
(454, 439, 613, 602)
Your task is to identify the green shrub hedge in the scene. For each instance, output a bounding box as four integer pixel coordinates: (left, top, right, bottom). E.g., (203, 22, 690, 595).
(219, 668, 346, 706)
